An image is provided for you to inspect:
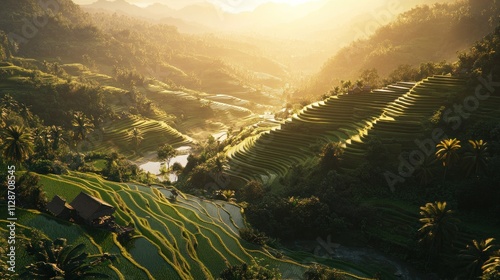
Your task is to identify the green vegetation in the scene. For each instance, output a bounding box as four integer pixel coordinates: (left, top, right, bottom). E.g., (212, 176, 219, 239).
(218, 20, 500, 279)
(71, 111, 95, 143)
(0, 125, 33, 165)
(225, 81, 415, 187)
(1, 172, 313, 279)
(303, 264, 347, 280)
(418, 201, 459, 265)
(128, 127, 144, 152)
(22, 236, 116, 279)
(0, 0, 499, 279)
(218, 260, 281, 280)
(157, 144, 177, 170)
(458, 238, 497, 279)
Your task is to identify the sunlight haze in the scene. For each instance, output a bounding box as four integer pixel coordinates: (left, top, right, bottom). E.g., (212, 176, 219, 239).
(74, 0, 324, 11)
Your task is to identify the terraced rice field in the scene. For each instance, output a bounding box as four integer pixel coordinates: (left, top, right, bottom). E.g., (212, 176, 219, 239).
(224, 75, 476, 185)
(0, 63, 63, 86)
(225, 82, 415, 186)
(341, 75, 467, 169)
(0, 172, 374, 279)
(145, 82, 253, 128)
(62, 63, 115, 85)
(91, 115, 192, 158)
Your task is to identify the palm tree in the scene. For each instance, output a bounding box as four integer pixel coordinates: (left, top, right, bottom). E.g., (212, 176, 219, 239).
(419, 201, 459, 264)
(23, 238, 115, 279)
(71, 111, 94, 142)
(482, 250, 500, 279)
(355, 79, 364, 88)
(216, 189, 235, 201)
(0, 94, 18, 110)
(459, 238, 496, 279)
(19, 103, 34, 125)
(435, 138, 462, 180)
(128, 127, 143, 152)
(49, 125, 64, 151)
(32, 127, 52, 159)
(463, 140, 489, 177)
(1, 125, 33, 165)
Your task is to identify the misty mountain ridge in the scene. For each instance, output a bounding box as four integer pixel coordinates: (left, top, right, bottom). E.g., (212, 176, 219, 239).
(83, 0, 328, 34)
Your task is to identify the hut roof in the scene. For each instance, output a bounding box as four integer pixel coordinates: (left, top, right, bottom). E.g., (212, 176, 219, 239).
(46, 195, 74, 217)
(70, 192, 114, 222)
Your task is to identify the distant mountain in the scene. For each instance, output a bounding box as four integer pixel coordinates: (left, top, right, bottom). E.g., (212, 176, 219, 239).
(84, 0, 176, 18)
(224, 1, 327, 31)
(82, 0, 326, 33)
(84, 0, 214, 34)
(175, 2, 223, 26)
(151, 0, 205, 10)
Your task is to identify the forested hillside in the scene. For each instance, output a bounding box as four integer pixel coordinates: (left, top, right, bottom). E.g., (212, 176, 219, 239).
(0, 0, 286, 96)
(303, 0, 500, 97)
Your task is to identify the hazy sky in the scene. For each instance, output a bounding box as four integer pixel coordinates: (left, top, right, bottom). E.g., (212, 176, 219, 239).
(73, 0, 323, 12)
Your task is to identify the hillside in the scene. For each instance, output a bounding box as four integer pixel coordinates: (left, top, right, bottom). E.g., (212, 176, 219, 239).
(0, 0, 287, 99)
(81, 0, 458, 78)
(222, 73, 500, 280)
(0, 172, 308, 279)
(303, 0, 500, 97)
(341, 76, 468, 171)
(225, 82, 415, 187)
(218, 23, 500, 280)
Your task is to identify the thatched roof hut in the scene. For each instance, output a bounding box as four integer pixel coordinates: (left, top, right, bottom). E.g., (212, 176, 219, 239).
(70, 192, 115, 224)
(46, 195, 74, 220)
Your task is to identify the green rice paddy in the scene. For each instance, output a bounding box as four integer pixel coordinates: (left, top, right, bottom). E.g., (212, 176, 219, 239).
(0, 172, 375, 279)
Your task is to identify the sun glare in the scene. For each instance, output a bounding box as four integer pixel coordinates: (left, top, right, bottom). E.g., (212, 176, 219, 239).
(272, 0, 316, 5)
(211, 0, 322, 13)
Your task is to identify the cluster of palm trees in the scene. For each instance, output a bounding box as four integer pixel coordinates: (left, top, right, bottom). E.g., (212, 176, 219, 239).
(418, 201, 500, 279)
(0, 106, 95, 167)
(435, 138, 490, 178)
(71, 111, 94, 143)
(415, 138, 490, 185)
